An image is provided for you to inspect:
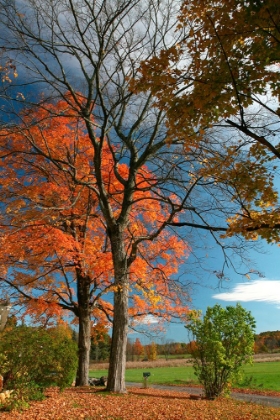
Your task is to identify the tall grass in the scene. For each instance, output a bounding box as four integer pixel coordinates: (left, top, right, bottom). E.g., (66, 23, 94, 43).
(89, 358, 192, 371)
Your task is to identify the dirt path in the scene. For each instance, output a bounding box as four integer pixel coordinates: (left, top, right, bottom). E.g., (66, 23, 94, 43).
(126, 382, 280, 408)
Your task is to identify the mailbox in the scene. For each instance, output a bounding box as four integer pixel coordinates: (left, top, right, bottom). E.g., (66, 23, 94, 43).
(143, 372, 151, 389)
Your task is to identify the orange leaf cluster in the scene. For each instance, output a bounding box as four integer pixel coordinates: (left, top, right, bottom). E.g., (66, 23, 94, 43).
(0, 99, 190, 326)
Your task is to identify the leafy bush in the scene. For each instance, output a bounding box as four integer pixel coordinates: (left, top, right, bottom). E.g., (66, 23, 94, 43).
(185, 303, 256, 399)
(0, 324, 78, 410)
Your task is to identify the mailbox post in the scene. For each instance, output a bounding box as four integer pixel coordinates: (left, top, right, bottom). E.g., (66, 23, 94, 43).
(143, 372, 151, 389)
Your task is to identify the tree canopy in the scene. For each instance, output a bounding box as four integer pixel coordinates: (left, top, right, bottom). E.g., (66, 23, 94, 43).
(0, 98, 191, 385)
(0, 99, 189, 324)
(134, 0, 280, 243)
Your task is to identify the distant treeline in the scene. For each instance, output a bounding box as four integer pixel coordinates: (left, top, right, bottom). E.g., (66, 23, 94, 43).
(254, 330, 280, 353)
(90, 333, 190, 362)
(89, 330, 280, 362)
(187, 331, 280, 354)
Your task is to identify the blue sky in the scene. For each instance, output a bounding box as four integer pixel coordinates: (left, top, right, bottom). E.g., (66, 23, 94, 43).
(128, 237, 280, 345)
(161, 240, 280, 343)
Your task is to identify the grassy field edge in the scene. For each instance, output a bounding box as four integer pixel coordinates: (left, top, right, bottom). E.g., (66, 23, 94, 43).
(90, 357, 280, 393)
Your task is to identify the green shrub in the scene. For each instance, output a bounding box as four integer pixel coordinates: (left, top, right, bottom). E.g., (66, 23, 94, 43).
(185, 303, 256, 399)
(0, 324, 78, 410)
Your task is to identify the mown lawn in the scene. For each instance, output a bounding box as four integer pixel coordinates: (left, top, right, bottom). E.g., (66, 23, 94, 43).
(236, 362, 280, 391)
(90, 365, 198, 386)
(90, 361, 280, 392)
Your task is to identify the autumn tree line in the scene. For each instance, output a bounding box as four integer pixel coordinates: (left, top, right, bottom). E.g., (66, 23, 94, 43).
(90, 331, 280, 363)
(0, 0, 279, 393)
(254, 331, 280, 353)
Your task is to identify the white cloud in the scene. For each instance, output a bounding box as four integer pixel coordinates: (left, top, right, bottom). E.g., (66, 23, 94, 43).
(141, 315, 160, 324)
(212, 279, 280, 305)
(133, 315, 160, 325)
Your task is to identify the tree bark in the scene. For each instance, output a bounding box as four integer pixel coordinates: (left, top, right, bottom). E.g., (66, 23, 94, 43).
(107, 283, 129, 392)
(106, 228, 129, 393)
(76, 272, 92, 386)
(76, 309, 91, 386)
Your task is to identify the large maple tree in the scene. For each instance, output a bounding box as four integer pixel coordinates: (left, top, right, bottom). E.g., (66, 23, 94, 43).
(0, 100, 190, 385)
(0, 0, 253, 392)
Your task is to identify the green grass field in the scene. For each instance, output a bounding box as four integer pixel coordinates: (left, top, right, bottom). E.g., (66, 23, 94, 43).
(90, 361, 280, 392)
(235, 362, 280, 391)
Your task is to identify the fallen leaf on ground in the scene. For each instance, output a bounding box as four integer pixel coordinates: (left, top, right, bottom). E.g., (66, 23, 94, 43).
(0, 387, 280, 420)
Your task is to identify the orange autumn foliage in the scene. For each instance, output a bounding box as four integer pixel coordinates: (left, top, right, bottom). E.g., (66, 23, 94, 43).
(0, 99, 190, 327)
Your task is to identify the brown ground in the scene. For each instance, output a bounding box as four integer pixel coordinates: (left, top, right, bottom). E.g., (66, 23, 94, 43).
(1, 386, 280, 420)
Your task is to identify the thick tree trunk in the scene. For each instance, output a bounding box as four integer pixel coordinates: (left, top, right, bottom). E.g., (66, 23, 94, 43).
(107, 282, 129, 392)
(76, 310, 91, 386)
(106, 229, 129, 393)
(75, 270, 92, 386)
